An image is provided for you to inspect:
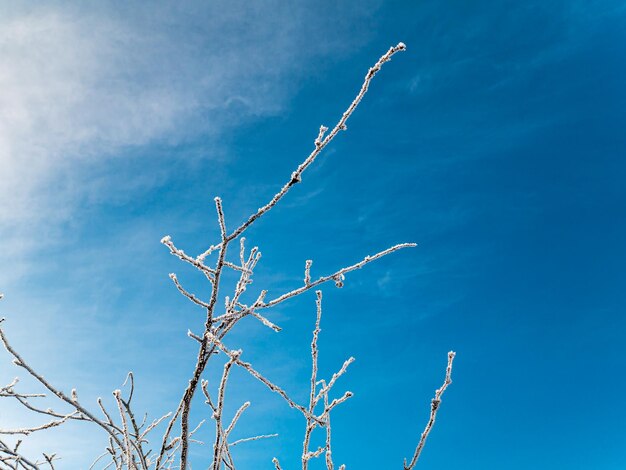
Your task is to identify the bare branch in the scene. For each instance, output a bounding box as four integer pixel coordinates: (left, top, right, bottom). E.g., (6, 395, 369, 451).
(215, 197, 227, 242)
(161, 236, 216, 282)
(225, 43, 407, 243)
(169, 273, 212, 310)
(404, 351, 456, 470)
(0, 411, 78, 435)
(304, 260, 313, 286)
(0, 326, 126, 451)
(302, 291, 324, 470)
(230, 433, 278, 447)
(206, 331, 322, 425)
(211, 352, 239, 470)
(261, 243, 416, 309)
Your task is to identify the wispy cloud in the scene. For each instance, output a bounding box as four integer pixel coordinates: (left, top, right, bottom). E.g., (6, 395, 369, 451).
(0, 1, 377, 266)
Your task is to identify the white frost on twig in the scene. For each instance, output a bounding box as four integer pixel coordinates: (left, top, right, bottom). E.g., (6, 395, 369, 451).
(403, 351, 456, 470)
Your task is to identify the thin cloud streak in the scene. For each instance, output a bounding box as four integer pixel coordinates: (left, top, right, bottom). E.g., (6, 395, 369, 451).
(0, 1, 377, 262)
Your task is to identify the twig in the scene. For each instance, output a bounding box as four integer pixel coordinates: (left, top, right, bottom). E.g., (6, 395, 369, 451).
(230, 433, 278, 447)
(224, 43, 407, 244)
(0, 327, 126, 451)
(262, 243, 416, 309)
(403, 351, 456, 470)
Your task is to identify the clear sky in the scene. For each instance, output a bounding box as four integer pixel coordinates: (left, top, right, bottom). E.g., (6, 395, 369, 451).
(1, 1, 625, 468)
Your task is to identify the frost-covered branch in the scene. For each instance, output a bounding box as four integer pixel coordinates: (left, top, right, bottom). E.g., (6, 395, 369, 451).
(300, 291, 351, 470)
(224, 42, 407, 244)
(155, 43, 414, 470)
(0, 315, 161, 469)
(404, 351, 456, 470)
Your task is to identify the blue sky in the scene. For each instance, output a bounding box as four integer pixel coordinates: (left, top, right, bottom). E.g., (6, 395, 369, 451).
(1, 1, 625, 468)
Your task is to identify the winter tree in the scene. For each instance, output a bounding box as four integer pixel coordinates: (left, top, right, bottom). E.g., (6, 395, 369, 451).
(0, 43, 454, 470)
